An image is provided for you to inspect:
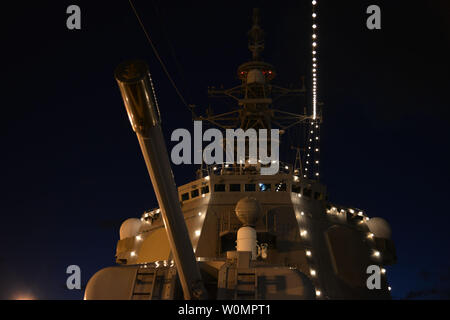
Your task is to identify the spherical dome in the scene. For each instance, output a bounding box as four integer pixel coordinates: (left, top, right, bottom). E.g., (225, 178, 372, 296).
(235, 197, 262, 226)
(119, 218, 142, 240)
(366, 217, 392, 239)
(246, 69, 265, 84)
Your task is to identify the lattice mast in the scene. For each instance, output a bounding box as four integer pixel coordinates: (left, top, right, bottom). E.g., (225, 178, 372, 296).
(199, 8, 310, 167)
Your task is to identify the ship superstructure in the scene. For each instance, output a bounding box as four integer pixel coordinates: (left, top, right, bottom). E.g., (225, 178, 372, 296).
(85, 8, 396, 300)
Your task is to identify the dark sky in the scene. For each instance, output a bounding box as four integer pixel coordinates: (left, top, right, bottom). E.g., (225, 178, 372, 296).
(1, 0, 449, 299)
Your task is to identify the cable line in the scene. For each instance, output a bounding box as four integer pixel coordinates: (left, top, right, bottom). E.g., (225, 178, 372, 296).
(128, 0, 195, 117)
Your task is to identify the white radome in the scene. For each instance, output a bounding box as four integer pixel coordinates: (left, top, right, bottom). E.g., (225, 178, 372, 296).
(366, 217, 392, 239)
(236, 226, 258, 259)
(119, 218, 142, 240)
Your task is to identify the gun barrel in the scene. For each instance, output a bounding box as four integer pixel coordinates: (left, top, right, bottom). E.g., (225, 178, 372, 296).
(115, 60, 207, 300)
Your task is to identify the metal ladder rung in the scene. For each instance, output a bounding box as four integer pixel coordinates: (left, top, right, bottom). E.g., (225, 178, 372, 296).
(234, 270, 258, 300)
(237, 272, 255, 276)
(137, 272, 155, 275)
(132, 292, 151, 296)
(131, 269, 158, 300)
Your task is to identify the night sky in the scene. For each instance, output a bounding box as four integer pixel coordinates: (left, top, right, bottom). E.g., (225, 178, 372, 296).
(1, 0, 449, 300)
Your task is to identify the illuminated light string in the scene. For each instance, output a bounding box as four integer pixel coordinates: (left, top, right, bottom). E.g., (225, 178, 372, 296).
(312, 0, 318, 120)
(298, 209, 322, 298)
(305, 0, 321, 180)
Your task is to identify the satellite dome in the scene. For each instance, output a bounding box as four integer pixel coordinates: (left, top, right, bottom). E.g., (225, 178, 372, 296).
(366, 217, 392, 239)
(119, 218, 142, 240)
(235, 197, 262, 226)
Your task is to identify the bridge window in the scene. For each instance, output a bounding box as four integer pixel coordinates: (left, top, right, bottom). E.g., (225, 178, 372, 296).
(245, 184, 256, 192)
(291, 185, 301, 193)
(191, 189, 199, 198)
(303, 188, 312, 198)
(181, 193, 189, 201)
(259, 183, 271, 192)
(201, 186, 209, 194)
(230, 184, 241, 192)
(214, 184, 226, 192)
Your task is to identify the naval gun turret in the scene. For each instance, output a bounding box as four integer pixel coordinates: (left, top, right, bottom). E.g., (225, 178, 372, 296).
(84, 60, 207, 300)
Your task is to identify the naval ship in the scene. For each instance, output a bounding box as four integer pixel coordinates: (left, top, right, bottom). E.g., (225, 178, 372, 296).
(84, 8, 396, 300)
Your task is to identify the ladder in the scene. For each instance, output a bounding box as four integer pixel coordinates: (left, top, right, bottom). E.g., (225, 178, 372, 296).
(234, 270, 258, 300)
(131, 269, 159, 300)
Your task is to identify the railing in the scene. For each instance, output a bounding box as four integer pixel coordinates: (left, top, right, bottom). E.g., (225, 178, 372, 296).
(197, 162, 293, 178)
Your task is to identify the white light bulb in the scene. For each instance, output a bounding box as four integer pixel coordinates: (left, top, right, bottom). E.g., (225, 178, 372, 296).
(306, 250, 312, 257)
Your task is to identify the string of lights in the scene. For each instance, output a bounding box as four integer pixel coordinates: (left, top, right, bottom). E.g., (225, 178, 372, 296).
(305, 0, 321, 180)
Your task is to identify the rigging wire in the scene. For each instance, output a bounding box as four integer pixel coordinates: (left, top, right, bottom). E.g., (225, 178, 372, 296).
(128, 0, 195, 118)
(150, 0, 191, 95)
